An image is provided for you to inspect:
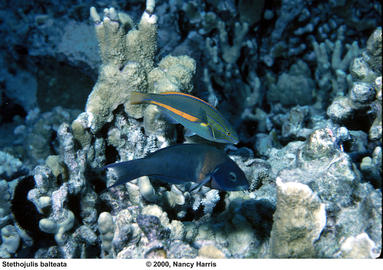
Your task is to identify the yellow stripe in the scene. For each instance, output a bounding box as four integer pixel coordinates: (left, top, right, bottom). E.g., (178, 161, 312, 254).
(150, 100, 199, 122)
(160, 92, 216, 109)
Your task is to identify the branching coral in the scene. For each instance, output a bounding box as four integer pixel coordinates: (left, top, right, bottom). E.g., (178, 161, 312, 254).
(85, 6, 157, 132)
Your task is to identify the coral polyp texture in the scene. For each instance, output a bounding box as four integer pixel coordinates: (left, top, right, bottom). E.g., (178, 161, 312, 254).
(0, 0, 381, 259)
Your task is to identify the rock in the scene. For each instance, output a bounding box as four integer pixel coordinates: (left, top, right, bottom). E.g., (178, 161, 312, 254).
(198, 244, 226, 258)
(341, 233, 380, 258)
(97, 212, 115, 258)
(270, 179, 326, 258)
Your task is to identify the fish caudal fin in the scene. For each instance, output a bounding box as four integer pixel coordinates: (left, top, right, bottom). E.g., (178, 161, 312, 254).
(103, 159, 147, 188)
(130, 91, 149, 104)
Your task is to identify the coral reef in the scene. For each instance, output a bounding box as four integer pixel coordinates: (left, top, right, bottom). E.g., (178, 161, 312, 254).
(0, 151, 23, 179)
(0, 181, 12, 229)
(267, 60, 315, 106)
(327, 28, 382, 138)
(0, 0, 381, 259)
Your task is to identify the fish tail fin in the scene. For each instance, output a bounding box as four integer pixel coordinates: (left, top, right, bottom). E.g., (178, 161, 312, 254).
(103, 159, 147, 188)
(130, 91, 149, 105)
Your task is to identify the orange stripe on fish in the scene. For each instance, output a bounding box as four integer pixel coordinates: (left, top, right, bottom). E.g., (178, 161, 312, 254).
(149, 100, 199, 122)
(160, 92, 217, 110)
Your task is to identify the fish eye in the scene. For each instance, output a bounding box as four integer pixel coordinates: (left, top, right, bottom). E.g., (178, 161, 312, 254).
(229, 172, 237, 182)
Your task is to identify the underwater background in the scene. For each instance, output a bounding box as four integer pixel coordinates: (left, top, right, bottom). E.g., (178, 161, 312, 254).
(0, 0, 381, 258)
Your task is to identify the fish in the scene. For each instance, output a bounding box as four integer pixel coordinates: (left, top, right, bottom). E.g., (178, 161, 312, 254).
(104, 144, 249, 191)
(130, 91, 239, 144)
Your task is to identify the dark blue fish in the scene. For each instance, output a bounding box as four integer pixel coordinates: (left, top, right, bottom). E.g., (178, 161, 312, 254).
(104, 144, 249, 191)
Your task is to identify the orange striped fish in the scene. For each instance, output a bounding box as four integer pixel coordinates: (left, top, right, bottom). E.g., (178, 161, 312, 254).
(130, 91, 239, 144)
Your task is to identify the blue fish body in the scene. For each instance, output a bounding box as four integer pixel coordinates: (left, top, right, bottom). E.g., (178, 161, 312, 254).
(104, 144, 248, 191)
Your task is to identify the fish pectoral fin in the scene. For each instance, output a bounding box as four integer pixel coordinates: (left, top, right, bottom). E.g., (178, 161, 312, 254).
(189, 175, 211, 193)
(197, 109, 217, 139)
(202, 124, 215, 139)
(197, 108, 209, 125)
(209, 125, 216, 139)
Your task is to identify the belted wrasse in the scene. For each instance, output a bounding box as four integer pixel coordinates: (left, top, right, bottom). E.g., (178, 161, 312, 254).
(104, 144, 249, 191)
(130, 91, 239, 144)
